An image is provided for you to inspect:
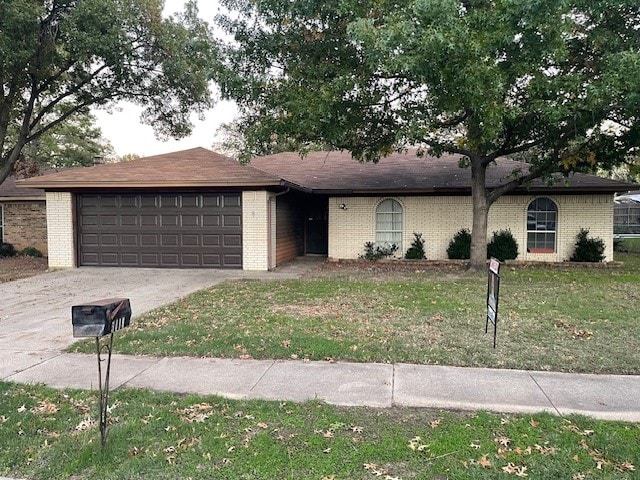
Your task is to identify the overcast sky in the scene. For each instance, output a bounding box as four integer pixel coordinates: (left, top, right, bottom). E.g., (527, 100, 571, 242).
(93, 0, 238, 158)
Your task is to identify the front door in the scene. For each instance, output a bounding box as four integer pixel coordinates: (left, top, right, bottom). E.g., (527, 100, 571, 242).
(305, 197, 328, 255)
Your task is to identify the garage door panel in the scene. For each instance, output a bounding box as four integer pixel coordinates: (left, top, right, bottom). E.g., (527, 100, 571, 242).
(81, 233, 99, 246)
(78, 193, 242, 268)
(223, 215, 241, 227)
(101, 234, 118, 246)
(141, 215, 158, 226)
(203, 215, 220, 227)
(141, 234, 159, 246)
(223, 234, 242, 247)
(161, 215, 179, 226)
(121, 215, 138, 226)
(161, 234, 179, 246)
(203, 234, 220, 246)
(121, 234, 138, 246)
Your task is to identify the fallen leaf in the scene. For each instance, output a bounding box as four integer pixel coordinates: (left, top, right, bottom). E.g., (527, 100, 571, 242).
(469, 443, 481, 449)
(430, 419, 441, 429)
(616, 461, 635, 472)
(478, 455, 491, 468)
(529, 418, 540, 428)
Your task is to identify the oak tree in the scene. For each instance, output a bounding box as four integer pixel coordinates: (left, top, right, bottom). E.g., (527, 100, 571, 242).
(0, 0, 215, 184)
(216, 0, 640, 269)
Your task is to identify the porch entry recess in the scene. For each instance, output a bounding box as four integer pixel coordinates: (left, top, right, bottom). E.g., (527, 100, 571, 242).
(77, 193, 242, 268)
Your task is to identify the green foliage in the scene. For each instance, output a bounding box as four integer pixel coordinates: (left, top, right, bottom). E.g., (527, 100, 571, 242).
(0, 0, 215, 183)
(487, 229, 519, 261)
(570, 229, 606, 262)
(447, 229, 471, 260)
(215, 0, 640, 266)
(0, 242, 16, 258)
(360, 241, 398, 261)
(405, 232, 426, 260)
(20, 246, 43, 258)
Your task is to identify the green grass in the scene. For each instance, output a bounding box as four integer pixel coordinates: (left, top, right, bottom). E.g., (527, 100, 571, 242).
(70, 253, 640, 374)
(1, 381, 638, 479)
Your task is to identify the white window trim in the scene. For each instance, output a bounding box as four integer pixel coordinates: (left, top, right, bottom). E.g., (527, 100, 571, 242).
(526, 197, 558, 253)
(375, 197, 404, 253)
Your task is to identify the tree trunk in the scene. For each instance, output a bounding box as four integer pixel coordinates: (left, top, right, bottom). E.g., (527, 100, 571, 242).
(469, 158, 489, 271)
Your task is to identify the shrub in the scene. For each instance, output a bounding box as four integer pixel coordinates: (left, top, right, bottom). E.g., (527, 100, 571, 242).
(0, 242, 16, 258)
(447, 229, 471, 259)
(20, 246, 43, 258)
(405, 232, 426, 260)
(487, 229, 519, 261)
(570, 228, 605, 262)
(360, 241, 398, 261)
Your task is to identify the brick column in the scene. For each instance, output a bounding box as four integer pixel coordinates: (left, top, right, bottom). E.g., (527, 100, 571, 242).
(46, 192, 77, 268)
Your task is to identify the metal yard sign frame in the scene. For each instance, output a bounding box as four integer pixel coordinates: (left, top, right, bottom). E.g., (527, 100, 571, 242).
(485, 258, 501, 348)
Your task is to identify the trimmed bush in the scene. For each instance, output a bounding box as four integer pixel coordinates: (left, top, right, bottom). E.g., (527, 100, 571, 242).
(0, 242, 16, 258)
(487, 229, 519, 261)
(447, 228, 471, 259)
(20, 246, 43, 258)
(405, 232, 426, 260)
(570, 228, 605, 262)
(360, 241, 398, 261)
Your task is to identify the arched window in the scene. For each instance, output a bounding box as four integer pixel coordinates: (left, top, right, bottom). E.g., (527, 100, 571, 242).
(376, 198, 403, 251)
(527, 197, 557, 253)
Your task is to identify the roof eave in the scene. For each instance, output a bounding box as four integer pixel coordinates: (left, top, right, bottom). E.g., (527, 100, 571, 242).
(17, 179, 283, 189)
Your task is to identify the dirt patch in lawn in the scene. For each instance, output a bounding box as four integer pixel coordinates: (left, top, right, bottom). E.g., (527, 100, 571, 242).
(0, 256, 48, 283)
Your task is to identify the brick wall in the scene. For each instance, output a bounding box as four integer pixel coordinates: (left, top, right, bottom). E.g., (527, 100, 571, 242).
(242, 190, 272, 270)
(46, 192, 76, 268)
(1, 201, 48, 254)
(328, 194, 614, 262)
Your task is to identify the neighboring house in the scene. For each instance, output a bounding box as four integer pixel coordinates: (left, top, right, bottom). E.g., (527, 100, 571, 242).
(0, 175, 48, 254)
(19, 147, 634, 270)
(614, 190, 640, 235)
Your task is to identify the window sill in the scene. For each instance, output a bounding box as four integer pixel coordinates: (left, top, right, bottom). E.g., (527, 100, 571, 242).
(527, 248, 555, 254)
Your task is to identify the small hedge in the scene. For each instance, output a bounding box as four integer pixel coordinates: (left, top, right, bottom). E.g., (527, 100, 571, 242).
(447, 229, 471, 259)
(405, 232, 426, 260)
(570, 228, 605, 262)
(0, 242, 16, 258)
(360, 241, 399, 261)
(487, 229, 519, 261)
(20, 246, 43, 258)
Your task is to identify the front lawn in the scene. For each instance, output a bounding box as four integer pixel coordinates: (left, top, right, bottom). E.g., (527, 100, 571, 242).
(70, 254, 640, 374)
(1, 381, 637, 479)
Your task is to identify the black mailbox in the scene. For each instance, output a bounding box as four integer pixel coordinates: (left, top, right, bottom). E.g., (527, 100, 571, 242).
(72, 298, 132, 338)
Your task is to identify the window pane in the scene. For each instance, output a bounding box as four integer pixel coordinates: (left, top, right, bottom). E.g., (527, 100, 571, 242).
(376, 199, 402, 252)
(527, 198, 557, 252)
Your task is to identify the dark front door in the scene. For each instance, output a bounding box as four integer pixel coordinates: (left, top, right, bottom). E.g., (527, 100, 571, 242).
(305, 197, 328, 255)
(77, 193, 242, 268)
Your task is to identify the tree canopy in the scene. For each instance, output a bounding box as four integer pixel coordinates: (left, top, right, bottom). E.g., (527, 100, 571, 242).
(215, 0, 640, 268)
(0, 0, 216, 185)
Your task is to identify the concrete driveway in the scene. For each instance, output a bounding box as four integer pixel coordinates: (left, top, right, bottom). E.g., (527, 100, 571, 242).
(0, 263, 313, 355)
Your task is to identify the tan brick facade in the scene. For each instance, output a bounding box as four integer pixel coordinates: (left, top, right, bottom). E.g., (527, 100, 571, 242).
(242, 190, 274, 270)
(0, 201, 48, 254)
(46, 192, 77, 268)
(328, 194, 614, 262)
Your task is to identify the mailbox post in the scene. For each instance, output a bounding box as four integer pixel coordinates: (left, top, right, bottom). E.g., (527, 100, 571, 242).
(72, 298, 131, 447)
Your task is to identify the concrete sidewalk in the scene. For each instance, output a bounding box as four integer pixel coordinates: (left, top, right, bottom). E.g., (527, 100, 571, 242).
(4, 352, 640, 422)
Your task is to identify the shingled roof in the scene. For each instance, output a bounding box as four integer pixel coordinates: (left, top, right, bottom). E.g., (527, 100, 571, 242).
(251, 150, 635, 194)
(17, 147, 634, 194)
(19, 148, 281, 189)
(0, 175, 45, 200)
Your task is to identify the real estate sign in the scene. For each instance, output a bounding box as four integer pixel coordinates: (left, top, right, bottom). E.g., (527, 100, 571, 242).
(486, 258, 501, 348)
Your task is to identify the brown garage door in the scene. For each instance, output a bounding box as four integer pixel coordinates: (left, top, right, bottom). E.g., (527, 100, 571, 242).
(78, 193, 242, 268)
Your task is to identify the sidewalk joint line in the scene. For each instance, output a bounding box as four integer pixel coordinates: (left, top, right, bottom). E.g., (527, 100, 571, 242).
(249, 360, 276, 393)
(529, 373, 561, 417)
(116, 355, 165, 390)
(4, 351, 63, 380)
